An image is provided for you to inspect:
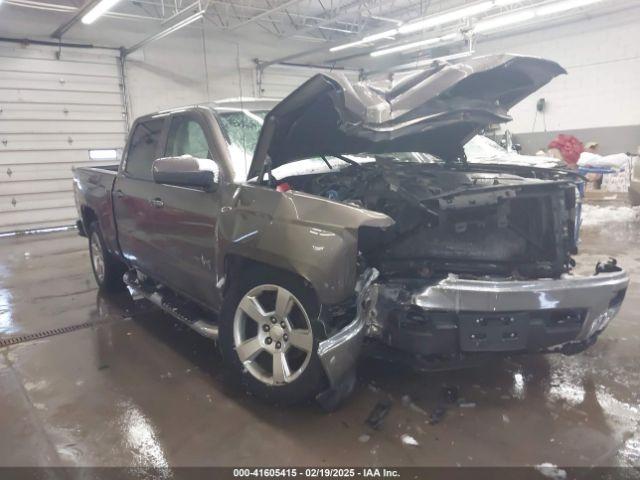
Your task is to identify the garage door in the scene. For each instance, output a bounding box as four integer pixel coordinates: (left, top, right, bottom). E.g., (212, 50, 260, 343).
(258, 65, 360, 99)
(0, 41, 127, 234)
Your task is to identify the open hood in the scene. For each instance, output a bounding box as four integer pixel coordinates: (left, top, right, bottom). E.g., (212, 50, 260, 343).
(248, 54, 565, 179)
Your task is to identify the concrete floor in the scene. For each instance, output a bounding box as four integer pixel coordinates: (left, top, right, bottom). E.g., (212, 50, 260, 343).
(0, 207, 639, 468)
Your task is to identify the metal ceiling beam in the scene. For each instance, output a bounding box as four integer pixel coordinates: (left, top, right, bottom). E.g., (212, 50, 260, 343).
(210, 0, 353, 24)
(275, 0, 634, 70)
(284, 0, 452, 40)
(229, 0, 306, 30)
(50, 0, 103, 38)
(282, 0, 382, 38)
(124, 7, 205, 55)
(257, 41, 344, 70)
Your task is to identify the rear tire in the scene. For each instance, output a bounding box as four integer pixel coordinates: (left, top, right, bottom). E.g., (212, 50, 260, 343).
(88, 221, 126, 291)
(219, 267, 327, 405)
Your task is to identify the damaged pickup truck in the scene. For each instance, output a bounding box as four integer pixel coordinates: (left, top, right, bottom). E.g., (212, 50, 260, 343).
(73, 54, 629, 406)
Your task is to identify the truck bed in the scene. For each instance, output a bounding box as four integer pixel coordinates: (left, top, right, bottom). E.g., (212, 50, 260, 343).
(76, 164, 119, 173)
(73, 165, 120, 257)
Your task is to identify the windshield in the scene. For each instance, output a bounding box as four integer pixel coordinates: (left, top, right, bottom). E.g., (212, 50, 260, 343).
(464, 135, 506, 160)
(216, 107, 444, 181)
(216, 109, 267, 181)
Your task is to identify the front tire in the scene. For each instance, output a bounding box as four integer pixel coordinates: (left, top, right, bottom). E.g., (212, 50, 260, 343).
(88, 222, 125, 291)
(219, 267, 327, 404)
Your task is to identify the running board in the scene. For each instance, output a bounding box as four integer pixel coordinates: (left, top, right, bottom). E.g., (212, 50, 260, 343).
(123, 270, 219, 340)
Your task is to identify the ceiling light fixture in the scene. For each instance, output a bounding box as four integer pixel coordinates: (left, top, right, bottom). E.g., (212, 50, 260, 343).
(397, 1, 494, 35)
(329, 0, 524, 53)
(81, 0, 123, 24)
(475, 0, 604, 33)
(329, 28, 402, 51)
(330, 0, 605, 55)
(124, 10, 204, 55)
(370, 33, 461, 57)
(362, 30, 399, 42)
(474, 9, 536, 32)
(535, 0, 603, 16)
(329, 39, 367, 52)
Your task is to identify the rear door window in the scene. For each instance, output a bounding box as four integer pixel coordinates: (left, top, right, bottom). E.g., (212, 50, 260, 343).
(125, 118, 164, 181)
(166, 117, 212, 159)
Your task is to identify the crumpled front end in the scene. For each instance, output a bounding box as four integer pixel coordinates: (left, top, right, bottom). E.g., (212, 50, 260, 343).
(365, 261, 628, 358)
(317, 268, 379, 388)
(316, 261, 628, 388)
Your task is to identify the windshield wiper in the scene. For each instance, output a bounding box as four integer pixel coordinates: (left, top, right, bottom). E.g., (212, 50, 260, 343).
(333, 154, 361, 167)
(320, 156, 333, 170)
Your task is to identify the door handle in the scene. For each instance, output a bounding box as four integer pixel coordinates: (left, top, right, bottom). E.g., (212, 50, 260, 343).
(149, 198, 164, 208)
(115, 189, 124, 198)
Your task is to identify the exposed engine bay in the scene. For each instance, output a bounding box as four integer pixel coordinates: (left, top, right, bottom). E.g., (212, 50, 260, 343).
(279, 157, 579, 280)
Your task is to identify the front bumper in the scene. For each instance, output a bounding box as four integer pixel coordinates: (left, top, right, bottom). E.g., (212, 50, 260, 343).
(317, 264, 628, 387)
(404, 267, 629, 354)
(317, 268, 378, 388)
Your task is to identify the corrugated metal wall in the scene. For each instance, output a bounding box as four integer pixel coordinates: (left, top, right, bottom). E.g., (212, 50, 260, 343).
(258, 65, 360, 99)
(0, 42, 127, 234)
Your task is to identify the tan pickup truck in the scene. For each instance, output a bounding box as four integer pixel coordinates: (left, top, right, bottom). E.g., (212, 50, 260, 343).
(73, 54, 629, 407)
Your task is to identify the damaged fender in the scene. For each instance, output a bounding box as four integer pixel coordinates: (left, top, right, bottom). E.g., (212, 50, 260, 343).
(216, 184, 393, 305)
(317, 267, 380, 389)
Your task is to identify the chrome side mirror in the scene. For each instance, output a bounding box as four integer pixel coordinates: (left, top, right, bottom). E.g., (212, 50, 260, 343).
(152, 155, 220, 191)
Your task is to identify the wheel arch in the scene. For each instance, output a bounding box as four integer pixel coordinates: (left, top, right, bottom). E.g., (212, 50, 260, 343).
(224, 253, 334, 330)
(223, 253, 320, 307)
(81, 205, 98, 231)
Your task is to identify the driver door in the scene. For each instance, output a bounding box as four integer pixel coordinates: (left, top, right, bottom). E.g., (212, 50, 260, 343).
(147, 111, 223, 306)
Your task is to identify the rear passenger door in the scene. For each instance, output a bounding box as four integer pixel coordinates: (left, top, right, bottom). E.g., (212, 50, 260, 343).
(113, 117, 168, 278)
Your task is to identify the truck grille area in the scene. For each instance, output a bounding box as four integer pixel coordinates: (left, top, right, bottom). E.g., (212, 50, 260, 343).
(375, 185, 575, 279)
(380, 307, 587, 356)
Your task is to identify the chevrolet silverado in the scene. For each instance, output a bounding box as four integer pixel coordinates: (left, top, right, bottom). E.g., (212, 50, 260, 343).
(73, 54, 629, 406)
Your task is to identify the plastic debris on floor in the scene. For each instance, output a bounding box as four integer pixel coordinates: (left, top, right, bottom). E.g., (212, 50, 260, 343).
(400, 434, 419, 447)
(365, 400, 392, 430)
(429, 406, 447, 425)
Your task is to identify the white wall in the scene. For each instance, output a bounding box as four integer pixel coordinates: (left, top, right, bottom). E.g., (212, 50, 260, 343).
(123, 28, 262, 120)
(475, 5, 640, 135)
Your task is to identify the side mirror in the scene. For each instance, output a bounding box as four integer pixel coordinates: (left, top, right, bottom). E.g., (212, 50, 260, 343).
(152, 155, 219, 191)
(513, 143, 522, 153)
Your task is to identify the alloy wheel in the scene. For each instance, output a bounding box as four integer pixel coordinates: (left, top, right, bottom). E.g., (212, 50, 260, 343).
(233, 284, 314, 386)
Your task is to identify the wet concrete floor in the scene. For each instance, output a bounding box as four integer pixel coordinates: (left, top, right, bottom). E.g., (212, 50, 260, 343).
(0, 208, 639, 468)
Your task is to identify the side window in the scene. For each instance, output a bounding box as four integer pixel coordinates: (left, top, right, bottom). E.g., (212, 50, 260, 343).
(125, 119, 164, 181)
(166, 117, 212, 159)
